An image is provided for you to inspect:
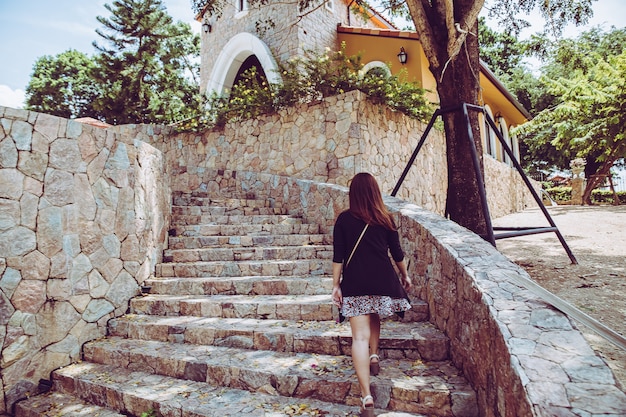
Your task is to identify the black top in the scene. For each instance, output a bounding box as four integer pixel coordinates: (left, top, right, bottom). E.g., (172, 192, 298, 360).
(332, 210, 408, 299)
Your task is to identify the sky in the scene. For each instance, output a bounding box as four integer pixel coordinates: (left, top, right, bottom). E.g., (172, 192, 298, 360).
(0, 0, 624, 109)
(0, 0, 200, 108)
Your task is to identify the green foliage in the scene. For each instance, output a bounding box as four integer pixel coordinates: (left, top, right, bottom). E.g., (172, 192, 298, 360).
(545, 187, 626, 204)
(478, 17, 529, 79)
(485, 0, 594, 38)
(91, 0, 201, 124)
(25, 50, 100, 119)
(516, 49, 626, 168)
(140, 409, 158, 417)
(514, 27, 626, 184)
(24, 0, 201, 125)
(177, 46, 433, 132)
(544, 186, 572, 202)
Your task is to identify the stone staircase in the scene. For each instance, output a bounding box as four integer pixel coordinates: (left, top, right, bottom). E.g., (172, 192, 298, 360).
(15, 192, 478, 417)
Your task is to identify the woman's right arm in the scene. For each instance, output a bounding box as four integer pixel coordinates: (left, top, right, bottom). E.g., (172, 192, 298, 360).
(395, 259, 411, 290)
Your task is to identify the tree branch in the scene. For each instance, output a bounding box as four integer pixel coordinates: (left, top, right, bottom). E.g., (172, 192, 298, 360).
(405, 0, 440, 69)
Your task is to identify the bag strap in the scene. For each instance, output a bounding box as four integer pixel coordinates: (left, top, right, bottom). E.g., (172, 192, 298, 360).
(346, 224, 368, 267)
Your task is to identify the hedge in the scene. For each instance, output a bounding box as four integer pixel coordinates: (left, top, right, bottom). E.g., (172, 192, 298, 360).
(544, 186, 626, 204)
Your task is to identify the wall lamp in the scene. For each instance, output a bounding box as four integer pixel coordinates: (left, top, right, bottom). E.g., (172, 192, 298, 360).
(397, 47, 408, 64)
(202, 20, 212, 33)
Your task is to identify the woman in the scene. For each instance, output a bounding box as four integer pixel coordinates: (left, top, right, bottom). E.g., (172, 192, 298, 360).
(331, 172, 412, 416)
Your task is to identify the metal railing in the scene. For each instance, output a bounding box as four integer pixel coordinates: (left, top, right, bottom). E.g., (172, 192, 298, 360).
(391, 103, 626, 353)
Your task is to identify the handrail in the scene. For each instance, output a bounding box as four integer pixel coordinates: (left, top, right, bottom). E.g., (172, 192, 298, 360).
(512, 272, 626, 352)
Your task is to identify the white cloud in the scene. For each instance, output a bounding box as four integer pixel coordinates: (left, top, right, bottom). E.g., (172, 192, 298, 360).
(0, 85, 26, 109)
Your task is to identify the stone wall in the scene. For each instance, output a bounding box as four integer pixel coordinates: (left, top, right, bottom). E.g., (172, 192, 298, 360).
(0, 93, 539, 414)
(200, 0, 380, 94)
(131, 90, 534, 217)
(172, 168, 626, 417)
(0, 107, 170, 413)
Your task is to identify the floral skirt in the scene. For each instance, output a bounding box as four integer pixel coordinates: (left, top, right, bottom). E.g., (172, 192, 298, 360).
(340, 295, 411, 319)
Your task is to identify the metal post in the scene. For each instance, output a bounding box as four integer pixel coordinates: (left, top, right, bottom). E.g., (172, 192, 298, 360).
(474, 104, 578, 264)
(391, 109, 441, 197)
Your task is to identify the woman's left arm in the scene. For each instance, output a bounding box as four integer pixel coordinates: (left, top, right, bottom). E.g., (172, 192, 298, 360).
(331, 262, 343, 306)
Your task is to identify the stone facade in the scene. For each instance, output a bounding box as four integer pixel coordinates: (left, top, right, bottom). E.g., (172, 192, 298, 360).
(129, 91, 535, 217)
(200, 0, 380, 94)
(0, 106, 170, 413)
(2, 93, 544, 415)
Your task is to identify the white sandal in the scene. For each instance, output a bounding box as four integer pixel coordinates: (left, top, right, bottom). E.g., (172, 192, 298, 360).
(369, 354, 380, 376)
(360, 394, 375, 416)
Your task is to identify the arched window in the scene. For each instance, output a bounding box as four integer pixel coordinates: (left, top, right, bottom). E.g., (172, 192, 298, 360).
(232, 55, 268, 89)
(359, 61, 391, 80)
(206, 33, 281, 98)
(483, 105, 498, 159)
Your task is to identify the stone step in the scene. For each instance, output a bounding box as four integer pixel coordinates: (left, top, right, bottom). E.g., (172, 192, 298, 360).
(82, 337, 476, 416)
(167, 233, 331, 249)
(172, 204, 288, 216)
(130, 293, 337, 320)
(169, 222, 321, 237)
(14, 391, 127, 417)
(41, 362, 420, 417)
(143, 275, 334, 296)
(108, 314, 445, 361)
(172, 194, 283, 210)
(171, 213, 303, 226)
(130, 293, 429, 324)
(163, 245, 333, 262)
(132, 287, 430, 322)
(156, 258, 331, 277)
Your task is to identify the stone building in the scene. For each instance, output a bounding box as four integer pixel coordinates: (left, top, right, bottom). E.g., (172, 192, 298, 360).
(196, 0, 531, 169)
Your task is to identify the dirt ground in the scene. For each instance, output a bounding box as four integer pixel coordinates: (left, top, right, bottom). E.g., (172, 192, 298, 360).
(492, 204, 626, 391)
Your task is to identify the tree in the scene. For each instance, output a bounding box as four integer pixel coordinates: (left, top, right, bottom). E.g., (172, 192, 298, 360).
(25, 50, 101, 119)
(478, 17, 528, 80)
(395, 0, 596, 236)
(190, 0, 596, 237)
(515, 49, 626, 204)
(515, 27, 626, 202)
(92, 0, 201, 124)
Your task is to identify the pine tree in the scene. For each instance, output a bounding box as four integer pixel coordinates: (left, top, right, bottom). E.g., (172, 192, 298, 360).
(92, 0, 200, 124)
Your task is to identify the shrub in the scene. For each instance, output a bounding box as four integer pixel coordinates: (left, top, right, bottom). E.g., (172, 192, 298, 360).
(591, 189, 626, 204)
(545, 186, 572, 202)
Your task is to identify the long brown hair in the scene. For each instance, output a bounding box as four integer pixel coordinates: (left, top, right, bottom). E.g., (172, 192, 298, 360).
(348, 172, 396, 230)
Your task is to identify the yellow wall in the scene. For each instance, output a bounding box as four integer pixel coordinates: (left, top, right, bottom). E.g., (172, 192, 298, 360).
(338, 33, 424, 82)
(337, 30, 528, 128)
(337, 28, 529, 166)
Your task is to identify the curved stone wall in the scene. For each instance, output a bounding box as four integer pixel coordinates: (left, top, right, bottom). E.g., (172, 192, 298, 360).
(0, 107, 170, 413)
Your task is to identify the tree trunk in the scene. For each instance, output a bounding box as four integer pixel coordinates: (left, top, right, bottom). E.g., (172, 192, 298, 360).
(582, 158, 616, 205)
(404, 0, 488, 237)
(435, 20, 488, 237)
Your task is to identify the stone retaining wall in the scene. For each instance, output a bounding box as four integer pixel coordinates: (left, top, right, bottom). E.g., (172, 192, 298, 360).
(1, 93, 545, 415)
(0, 107, 170, 413)
(182, 169, 626, 417)
(120, 90, 536, 217)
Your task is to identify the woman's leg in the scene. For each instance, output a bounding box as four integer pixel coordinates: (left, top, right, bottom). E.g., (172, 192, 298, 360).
(368, 313, 381, 374)
(369, 313, 380, 359)
(349, 314, 374, 406)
